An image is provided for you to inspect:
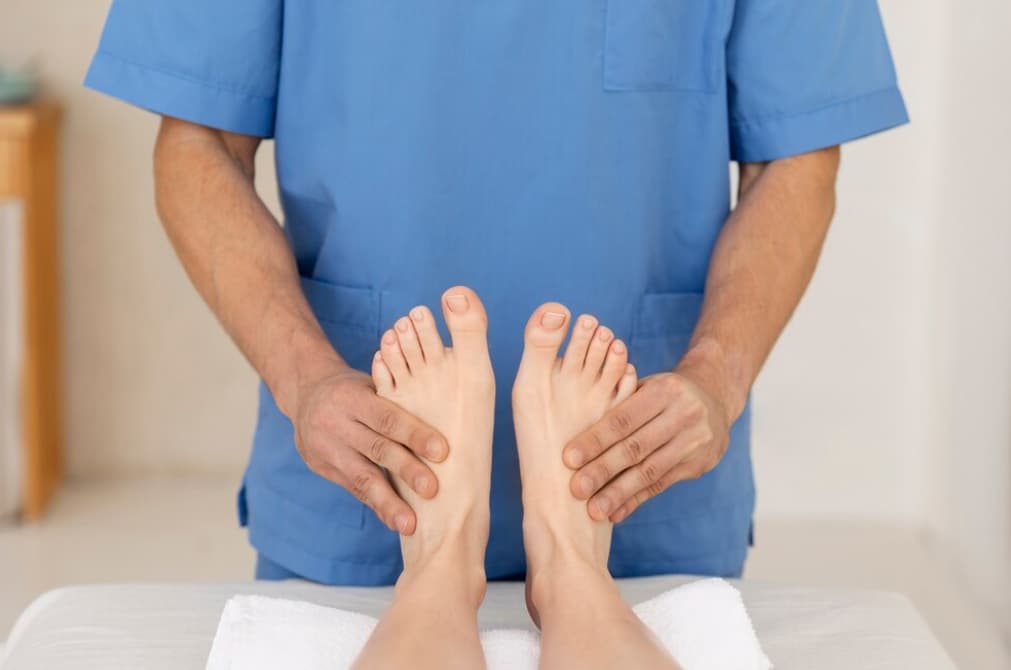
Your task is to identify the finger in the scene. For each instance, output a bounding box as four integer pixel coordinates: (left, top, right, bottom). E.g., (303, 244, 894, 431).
(359, 394, 449, 462)
(349, 421, 438, 498)
(372, 352, 395, 394)
(562, 382, 671, 469)
(608, 458, 706, 524)
(586, 430, 704, 520)
(570, 411, 675, 500)
(322, 455, 418, 535)
(380, 328, 410, 385)
(394, 316, 425, 373)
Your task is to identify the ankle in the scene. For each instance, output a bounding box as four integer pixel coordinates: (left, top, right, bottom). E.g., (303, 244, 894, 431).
(526, 553, 612, 618)
(397, 542, 488, 607)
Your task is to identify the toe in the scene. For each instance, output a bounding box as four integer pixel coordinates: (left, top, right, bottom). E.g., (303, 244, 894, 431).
(409, 306, 445, 363)
(520, 302, 571, 369)
(380, 329, 410, 385)
(613, 364, 638, 405)
(395, 316, 425, 373)
(561, 314, 598, 373)
(441, 286, 490, 359)
(372, 352, 395, 394)
(583, 325, 614, 377)
(599, 338, 629, 389)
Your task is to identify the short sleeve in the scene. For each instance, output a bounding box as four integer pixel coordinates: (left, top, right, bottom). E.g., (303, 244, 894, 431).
(727, 0, 909, 163)
(84, 0, 282, 138)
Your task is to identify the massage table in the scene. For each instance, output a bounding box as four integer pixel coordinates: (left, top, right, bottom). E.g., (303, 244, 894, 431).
(1, 576, 955, 669)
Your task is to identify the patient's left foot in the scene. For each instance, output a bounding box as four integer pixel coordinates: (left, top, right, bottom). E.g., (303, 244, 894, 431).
(372, 286, 495, 602)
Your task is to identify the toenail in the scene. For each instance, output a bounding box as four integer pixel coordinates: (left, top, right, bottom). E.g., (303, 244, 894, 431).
(446, 294, 469, 313)
(383, 331, 397, 345)
(581, 317, 595, 330)
(579, 475, 595, 496)
(396, 319, 410, 332)
(413, 475, 430, 494)
(541, 311, 566, 329)
(593, 498, 612, 516)
(612, 341, 625, 354)
(410, 308, 425, 321)
(598, 329, 612, 341)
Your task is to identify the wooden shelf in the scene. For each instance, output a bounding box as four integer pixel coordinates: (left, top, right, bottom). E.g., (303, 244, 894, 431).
(0, 100, 63, 520)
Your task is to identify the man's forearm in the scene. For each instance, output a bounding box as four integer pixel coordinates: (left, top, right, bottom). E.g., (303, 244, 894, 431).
(679, 146, 841, 423)
(153, 118, 343, 417)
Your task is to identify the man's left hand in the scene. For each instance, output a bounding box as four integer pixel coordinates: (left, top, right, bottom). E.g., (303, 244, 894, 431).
(561, 368, 732, 523)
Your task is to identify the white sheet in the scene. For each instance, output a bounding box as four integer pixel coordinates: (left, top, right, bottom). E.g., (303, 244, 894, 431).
(206, 579, 771, 670)
(1, 577, 956, 670)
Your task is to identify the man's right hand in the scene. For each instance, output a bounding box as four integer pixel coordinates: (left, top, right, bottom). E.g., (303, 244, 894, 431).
(291, 364, 448, 536)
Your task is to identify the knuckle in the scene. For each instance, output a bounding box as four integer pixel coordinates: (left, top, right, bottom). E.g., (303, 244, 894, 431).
(645, 480, 665, 498)
(375, 408, 399, 436)
(367, 436, 389, 464)
(608, 410, 634, 435)
(662, 374, 683, 396)
(683, 399, 705, 422)
(639, 462, 659, 487)
(350, 471, 375, 503)
(622, 436, 644, 462)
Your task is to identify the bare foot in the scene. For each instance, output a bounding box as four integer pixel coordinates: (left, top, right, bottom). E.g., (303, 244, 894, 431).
(372, 286, 495, 602)
(511, 304, 637, 623)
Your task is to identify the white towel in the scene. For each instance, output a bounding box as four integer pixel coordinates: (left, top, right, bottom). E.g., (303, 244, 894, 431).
(206, 578, 772, 670)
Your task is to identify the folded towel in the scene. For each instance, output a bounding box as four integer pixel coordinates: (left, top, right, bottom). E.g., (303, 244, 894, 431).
(206, 578, 772, 670)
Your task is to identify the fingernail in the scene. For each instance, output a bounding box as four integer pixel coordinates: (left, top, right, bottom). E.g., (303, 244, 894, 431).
(410, 308, 425, 322)
(541, 311, 566, 329)
(426, 436, 446, 460)
(396, 318, 410, 333)
(579, 475, 595, 497)
(593, 497, 612, 516)
(413, 475, 430, 495)
(446, 294, 469, 313)
(612, 340, 625, 355)
(567, 450, 585, 468)
(395, 514, 410, 533)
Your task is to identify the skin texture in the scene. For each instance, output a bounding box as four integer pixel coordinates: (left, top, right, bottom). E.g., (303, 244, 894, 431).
(513, 304, 681, 670)
(352, 288, 493, 670)
(153, 117, 449, 536)
(354, 296, 680, 670)
(562, 147, 842, 523)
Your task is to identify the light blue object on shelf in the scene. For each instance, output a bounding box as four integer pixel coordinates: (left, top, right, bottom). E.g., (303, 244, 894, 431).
(0, 68, 37, 105)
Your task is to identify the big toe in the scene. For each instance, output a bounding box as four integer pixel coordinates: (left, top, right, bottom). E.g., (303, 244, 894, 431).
(520, 302, 571, 369)
(441, 286, 489, 358)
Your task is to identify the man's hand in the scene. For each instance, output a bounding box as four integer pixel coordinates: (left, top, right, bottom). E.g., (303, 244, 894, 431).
(561, 365, 730, 524)
(292, 363, 449, 536)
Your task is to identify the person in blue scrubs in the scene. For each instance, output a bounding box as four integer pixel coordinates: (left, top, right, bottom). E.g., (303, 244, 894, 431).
(86, 0, 907, 594)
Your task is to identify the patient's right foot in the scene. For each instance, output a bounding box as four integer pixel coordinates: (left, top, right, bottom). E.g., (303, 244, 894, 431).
(512, 304, 637, 622)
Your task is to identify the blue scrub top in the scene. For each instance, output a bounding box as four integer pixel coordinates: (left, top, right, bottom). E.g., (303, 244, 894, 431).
(87, 0, 908, 584)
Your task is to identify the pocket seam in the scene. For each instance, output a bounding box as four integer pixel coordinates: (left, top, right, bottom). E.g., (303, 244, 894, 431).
(603, 0, 721, 94)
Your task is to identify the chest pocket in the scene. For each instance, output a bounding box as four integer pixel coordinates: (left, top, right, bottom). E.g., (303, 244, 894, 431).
(603, 0, 725, 93)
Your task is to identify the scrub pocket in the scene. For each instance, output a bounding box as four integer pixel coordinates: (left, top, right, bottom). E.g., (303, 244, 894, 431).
(248, 275, 384, 536)
(300, 275, 382, 373)
(603, 0, 725, 92)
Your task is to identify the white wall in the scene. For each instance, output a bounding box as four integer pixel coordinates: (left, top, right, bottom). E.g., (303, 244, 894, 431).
(1, 0, 1008, 626)
(753, 0, 1011, 628)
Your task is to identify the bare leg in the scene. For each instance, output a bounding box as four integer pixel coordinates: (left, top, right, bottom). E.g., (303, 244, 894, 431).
(513, 304, 682, 670)
(352, 287, 495, 670)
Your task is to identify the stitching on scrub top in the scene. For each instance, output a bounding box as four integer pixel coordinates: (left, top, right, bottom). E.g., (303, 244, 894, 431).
(729, 85, 900, 129)
(95, 49, 276, 102)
